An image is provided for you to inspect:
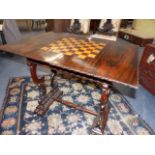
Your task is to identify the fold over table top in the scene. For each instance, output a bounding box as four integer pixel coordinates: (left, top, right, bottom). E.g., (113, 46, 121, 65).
(0, 32, 139, 88)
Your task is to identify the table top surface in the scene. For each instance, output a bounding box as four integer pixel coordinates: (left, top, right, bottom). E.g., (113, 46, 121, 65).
(0, 32, 139, 88)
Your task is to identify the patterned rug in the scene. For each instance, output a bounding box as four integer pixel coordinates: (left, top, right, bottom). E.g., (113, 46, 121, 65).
(0, 74, 154, 135)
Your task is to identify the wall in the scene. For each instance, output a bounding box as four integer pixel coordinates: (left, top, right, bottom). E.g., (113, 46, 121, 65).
(133, 19, 155, 36)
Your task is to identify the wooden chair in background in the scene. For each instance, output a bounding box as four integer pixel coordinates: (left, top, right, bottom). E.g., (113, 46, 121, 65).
(32, 19, 46, 30)
(0, 22, 6, 45)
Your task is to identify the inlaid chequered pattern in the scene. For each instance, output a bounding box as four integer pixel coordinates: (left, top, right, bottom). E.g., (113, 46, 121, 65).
(40, 37, 106, 60)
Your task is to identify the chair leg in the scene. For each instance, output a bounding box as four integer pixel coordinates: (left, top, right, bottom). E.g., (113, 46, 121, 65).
(37, 21, 39, 29)
(0, 32, 7, 44)
(32, 21, 34, 30)
(0, 31, 14, 56)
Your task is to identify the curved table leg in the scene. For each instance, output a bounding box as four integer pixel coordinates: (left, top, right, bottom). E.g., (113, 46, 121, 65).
(27, 60, 46, 103)
(27, 60, 45, 84)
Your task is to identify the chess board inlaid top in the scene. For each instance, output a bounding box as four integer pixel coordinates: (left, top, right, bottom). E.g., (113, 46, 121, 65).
(40, 37, 106, 60)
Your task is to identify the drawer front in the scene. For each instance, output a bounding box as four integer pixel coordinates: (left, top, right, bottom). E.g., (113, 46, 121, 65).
(120, 32, 134, 42)
(140, 72, 155, 95)
(119, 32, 142, 45)
(140, 46, 155, 72)
(119, 32, 153, 46)
(140, 67, 155, 80)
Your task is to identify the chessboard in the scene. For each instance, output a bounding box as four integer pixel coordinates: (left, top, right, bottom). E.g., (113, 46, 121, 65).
(40, 37, 106, 60)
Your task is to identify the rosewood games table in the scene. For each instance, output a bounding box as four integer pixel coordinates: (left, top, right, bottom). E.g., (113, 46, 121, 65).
(0, 32, 139, 134)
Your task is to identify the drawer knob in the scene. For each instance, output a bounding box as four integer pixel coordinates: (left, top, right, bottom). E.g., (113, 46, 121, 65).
(124, 34, 129, 40)
(147, 54, 155, 64)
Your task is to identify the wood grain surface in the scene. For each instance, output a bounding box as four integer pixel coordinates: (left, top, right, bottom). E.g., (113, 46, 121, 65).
(0, 32, 139, 88)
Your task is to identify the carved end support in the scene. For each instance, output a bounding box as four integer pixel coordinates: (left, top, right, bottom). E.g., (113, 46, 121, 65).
(50, 69, 57, 88)
(27, 60, 45, 84)
(91, 84, 111, 134)
(100, 86, 111, 133)
(100, 89, 110, 107)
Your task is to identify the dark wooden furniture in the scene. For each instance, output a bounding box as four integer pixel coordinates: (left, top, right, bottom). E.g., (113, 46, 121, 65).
(118, 28, 154, 46)
(45, 20, 54, 32)
(140, 44, 155, 95)
(120, 19, 134, 28)
(46, 19, 71, 32)
(0, 32, 139, 134)
(90, 19, 100, 34)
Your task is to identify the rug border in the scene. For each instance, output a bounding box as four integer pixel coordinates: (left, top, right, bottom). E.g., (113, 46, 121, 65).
(113, 93, 155, 134)
(0, 78, 13, 125)
(0, 75, 50, 131)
